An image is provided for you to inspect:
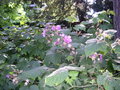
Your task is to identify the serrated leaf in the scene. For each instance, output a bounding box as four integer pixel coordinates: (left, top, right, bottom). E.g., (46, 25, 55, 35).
(113, 64, 120, 71)
(19, 86, 29, 90)
(44, 52, 62, 65)
(73, 24, 86, 31)
(85, 41, 107, 57)
(69, 71, 79, 80)
(114, 45, 120, 54)
(71, 43, 79, 48)
(45, 68, 68, 86)
(45, 66, 84, 86)
(30, 85, 39, 90)
(66, 56, 74, 61)
(19, 66, 48, 80)
(64, 16, 78, 23)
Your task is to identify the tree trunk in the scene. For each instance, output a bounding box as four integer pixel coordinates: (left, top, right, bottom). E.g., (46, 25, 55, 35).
(113, 0, 120, 38)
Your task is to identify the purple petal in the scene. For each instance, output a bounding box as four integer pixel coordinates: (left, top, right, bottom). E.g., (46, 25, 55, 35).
(56, 25, 61, 30)
(6, 74, 10, 78)
(99, 54, 103, 61)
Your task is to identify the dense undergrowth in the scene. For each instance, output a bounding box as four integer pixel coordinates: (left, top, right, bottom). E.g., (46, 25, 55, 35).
(0, 1, 120, 90)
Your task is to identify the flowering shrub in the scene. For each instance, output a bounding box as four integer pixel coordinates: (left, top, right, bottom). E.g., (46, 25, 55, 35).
(42, 24, 73, 48)
(1, 11, 120, 90)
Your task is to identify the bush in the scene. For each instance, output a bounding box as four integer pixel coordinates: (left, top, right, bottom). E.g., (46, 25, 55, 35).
(0, 8, 120, 90)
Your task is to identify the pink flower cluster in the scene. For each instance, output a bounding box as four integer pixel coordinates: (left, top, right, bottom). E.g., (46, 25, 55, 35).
(42, 24, 72, 48)
(51, 25, 61, 31)
(89, 53, 103, 61)
(54, 33, 72, 47)
(63, 35, 72, 44)
(42, 29, 46, 37)
(42, 25, 61, 38)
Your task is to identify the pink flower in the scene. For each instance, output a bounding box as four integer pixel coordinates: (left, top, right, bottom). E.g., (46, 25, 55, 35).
(89, 53, 103, 61)
(51, 26, 56, 31)
(42, 29, 46, 37)
(6, 74, 10, 78)
(89, 53, 98, 60)
(99, 54, 103, 61)
(68, 44, 72, 48)
(59, 33, 65, 37)
(51, 25, 61, 31)
(63, 35, 72, 44)
(54, 38, 60, 45)
(56, 25, 61, 30)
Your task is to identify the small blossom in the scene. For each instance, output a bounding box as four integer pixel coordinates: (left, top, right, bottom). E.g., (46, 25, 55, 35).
(51, 33, 54, 36)
(24, 79, 30, 86)
(68, 44, 72, 48)
(89, 53, 98, 60)
(55, 25, 61, 30)
(63, 35, 72, 44)
(59, 33, 65, 37)
(42, 29, 46, 37)
(6, 74, 10, 78)
(12, 77, 19, 84)
(54, 38, 60, 45)
(99, 54, 103, 61)
(51, 26, 56, 30)
(51, 25, 61, 31)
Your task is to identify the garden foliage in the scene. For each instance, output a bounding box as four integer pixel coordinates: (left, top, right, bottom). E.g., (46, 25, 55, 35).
(0, 1, 120, 90)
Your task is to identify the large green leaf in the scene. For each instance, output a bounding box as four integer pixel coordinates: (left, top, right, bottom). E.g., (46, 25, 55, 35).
(19, 86, 29, 90)
(45, 66, 84, 86)
(64, 16, 78, 23)
(73, 24, 86, 31)
(85, 40, 107, 57)
(97, 71, 120, 90)
(19, 85, 39, 90)
(114, 45, 120, 54)
(113, 64, 120, 71)
(19, 66, 48, 80)
(30, 85, 39, 90)
(44, 47, 63, 65)
(45, 68, 68, 86)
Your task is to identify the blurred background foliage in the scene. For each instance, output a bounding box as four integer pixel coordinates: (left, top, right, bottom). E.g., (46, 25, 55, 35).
(0, 0, 113, 27)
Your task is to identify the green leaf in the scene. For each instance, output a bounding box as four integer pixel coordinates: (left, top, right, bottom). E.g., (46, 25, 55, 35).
(73, 24, 86, 31)
(114, 45, 120, 54)
(90, 17, 100, 24)
(44, 52, 62, 65)
(30, 85, 39, 90)
(97, 71, 116, 90)
(64, 16, 78, 23)
(19, 66, 47, 80)
(69, 71, 79, 80)
(44, 86, 57, 90)
(45, 68, 68, 86)
(97, 75, 106, 85)
(99, 24, 112, 30)
(85, 40, 107, 57)
(66, 56, 74, 61)
(44, 48, 63, 65)
(113, 64, 120, 71)
(45, 66, 84, 86)
(71, 43, 79, 48)
(107, 10, 115, 15)
(19, 86, 29, 90)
